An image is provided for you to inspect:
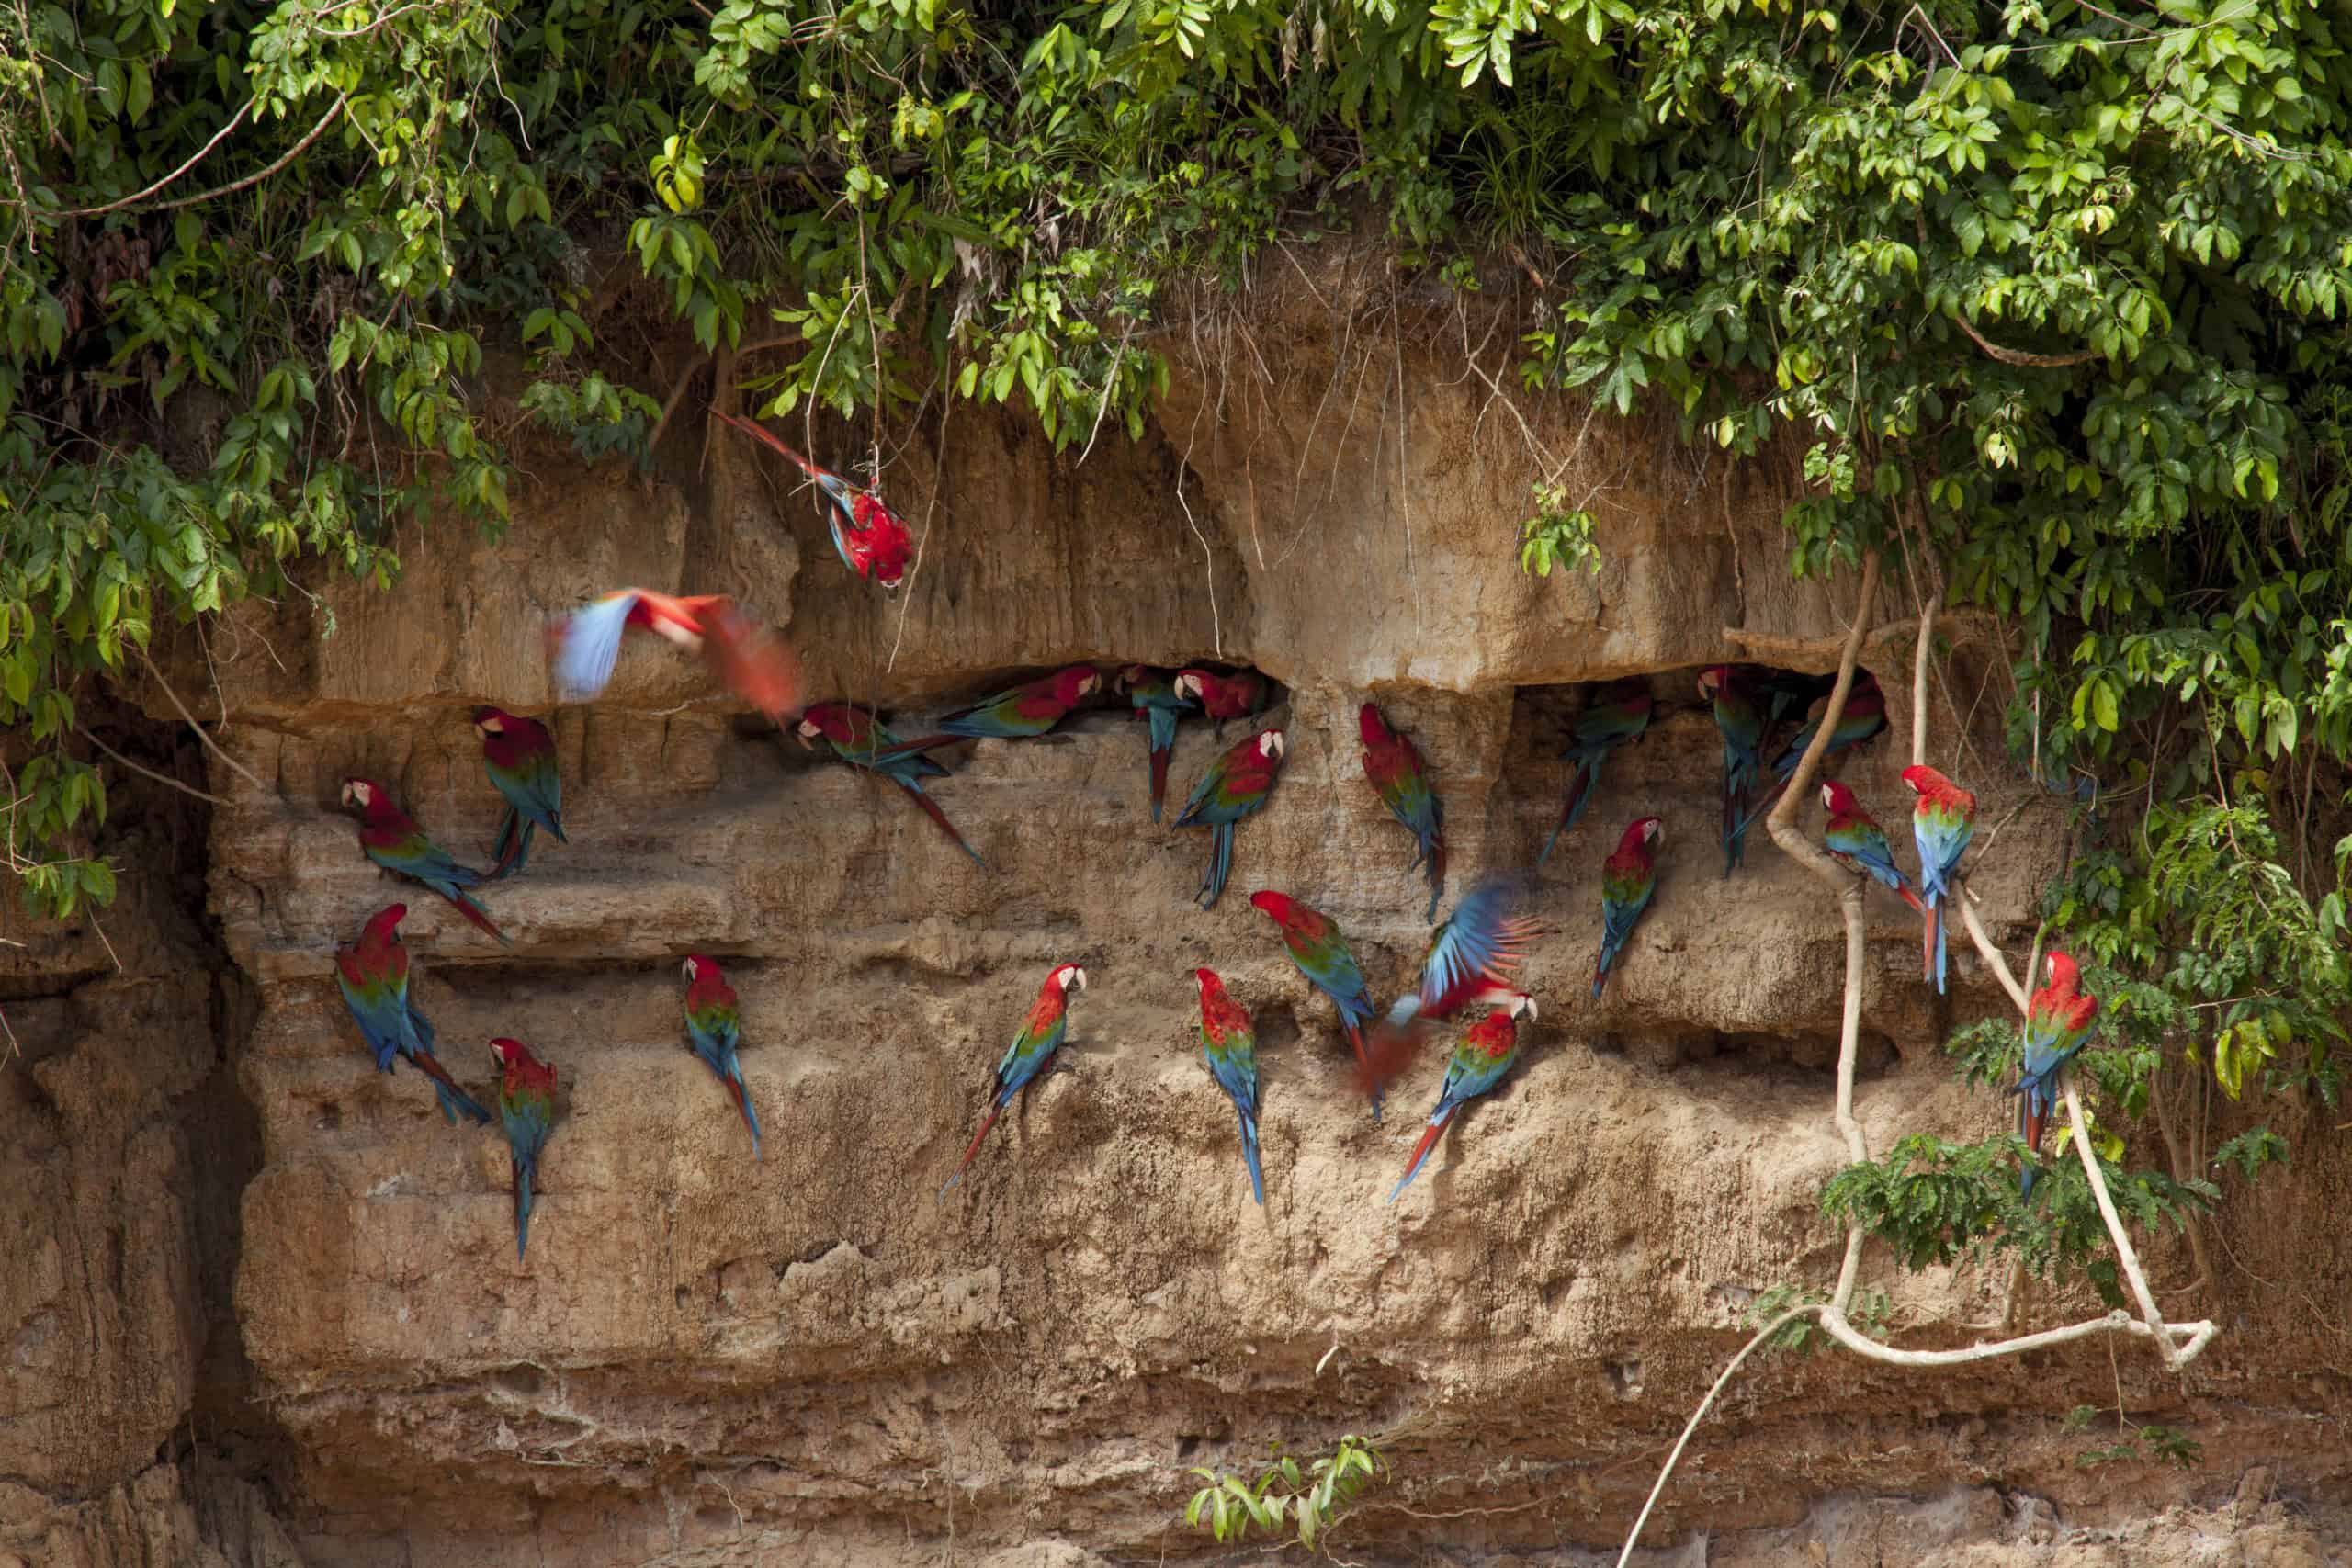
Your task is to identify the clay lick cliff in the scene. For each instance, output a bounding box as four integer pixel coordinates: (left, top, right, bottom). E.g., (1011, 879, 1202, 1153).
(6, 283, 2352, 1568)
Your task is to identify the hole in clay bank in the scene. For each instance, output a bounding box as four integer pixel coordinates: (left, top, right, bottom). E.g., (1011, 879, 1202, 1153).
(749, 660, 1289, 750)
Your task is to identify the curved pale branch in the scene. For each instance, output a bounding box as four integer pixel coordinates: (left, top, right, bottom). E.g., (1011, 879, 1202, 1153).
(1618, 546, 2218, 1563)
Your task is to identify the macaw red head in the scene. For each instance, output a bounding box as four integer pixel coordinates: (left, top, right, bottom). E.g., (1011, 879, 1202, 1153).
(1172, 670, 1208, 703)
(1051, 666, 1102, 705)
(1619, 816, 1664, 856)
(796, 704, 850, 748)
(1900, 763, 1948, 796)
(1357, 704, 1392, 747)
(470, 706, 511, 738)
(1255, 729, 1286, 762)
(1045, 962, 1088, 997)
(488, 1036, 531, 1071)
(1192, 967, 1227, 1006)
(363, 903, 408, 942)
(1505, 991, 1539, 1023)
(1696, 665, 1730, 698)
(339, 777, 388, 817)
(682, 953, 720, 985)
(1819, 780, 1860, 815)
(2042, 950, 2080, 992)
(1248, 890, 1296, 925)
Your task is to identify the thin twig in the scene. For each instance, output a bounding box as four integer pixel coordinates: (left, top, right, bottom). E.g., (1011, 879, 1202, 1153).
(1614, 1305, 1817, 1566)
(78, 728, 231, 807)
(53, 98, 254, 217)
(138, 648, 266, 793)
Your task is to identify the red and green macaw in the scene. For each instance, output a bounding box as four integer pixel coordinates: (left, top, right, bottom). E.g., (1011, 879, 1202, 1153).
(1249, 890, 1382, 1120)
(940, 963, 1087, 1198)
(880, 666, 1102, 758)
(1360, 703, 1446, 922)
(1903, 763, 1978, 994)
(796, 702, 986, 866)
(1389, 993, 1537, 1204)
(547, 588, 805, 726)
(489, 1036, 558, 1260)
(712, 412, 913, 590)
(1389, 874, 1543, 1031)
(1172, 669, 1267, 736)
(333, 903, 491, 1125)
(1194, 967, 1263, 1206)
(1173, 728, 1286, 909)
(471, 707, 565, 880)
(681, 954, 761, 1160)
(1116, 665, 1195, 823)
(2012, 950, 2098, 1200)
(1819, 781, 1926, 912)
(1697, 666, 1764, 876)
(339, 778, 509, 946)
(1769, 672, 1887, 781)
(1594, 816, 1663, 999)
(1539, 694, 1653, 866)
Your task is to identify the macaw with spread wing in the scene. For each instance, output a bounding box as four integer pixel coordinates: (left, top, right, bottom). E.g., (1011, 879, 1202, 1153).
(712, 411, 912, 590)
(547, 589, 804, 726)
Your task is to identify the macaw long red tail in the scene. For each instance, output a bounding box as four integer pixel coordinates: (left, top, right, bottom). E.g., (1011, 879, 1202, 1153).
(1342, 1021, 1386, 1124)
(894, 781, 987, 867)
(1388, 1109, 1456, 1204)
(444, 886, 513, 947)
(726, 1070, 763, 1161)
(488, 809, 533, 881)
(711, 410, 824, 480)
(512, 1156, 535, 1259)
(1896, 882, 1927, 915)
(407, 1049, 493, 1126)
(1538, 761, 1592, 868)
(938, 1105, 1006, 1200)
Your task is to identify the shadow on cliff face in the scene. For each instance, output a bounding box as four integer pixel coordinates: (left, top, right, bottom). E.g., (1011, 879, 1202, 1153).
(1505, 667, 1909, 1086)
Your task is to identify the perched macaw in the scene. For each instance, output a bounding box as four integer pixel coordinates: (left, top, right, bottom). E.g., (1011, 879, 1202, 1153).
(1903, 763, 1978, 994)
(489, 1036, 558, 1260)
(1697, 666, 1764, 876)
(1194, 968, 1264, 1206)
(681, 954, 761, 1160)
(1770, 672, 1887, 780)
(2012, 950, 2098, 1200)
(547, 588, 804, 726)
(339, 778, 509, 946)
(874, 666, 1102, 762)
(333, 903, 491, 1125)
(940, 963, 1087, 1198)
(1540, 694, 1653, 866)
(796, 702, 986, 866)
(471, 707, 566, 880)
(1594, 816, 1664, 999)
(1174, 728, 1286, 910)
(1249, 890, 1382, 1120)
(1389, 994, 1537, 1204)
(712, 412, 913, 590)
(1760, 669, 1838, 729)
(1117, 666, 1195, 824)
(1360, 703, 1447, 922)
(1819, 781, 1926, 913)
(1173, 669, 1267, 736)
